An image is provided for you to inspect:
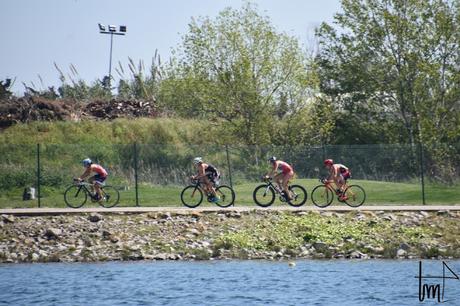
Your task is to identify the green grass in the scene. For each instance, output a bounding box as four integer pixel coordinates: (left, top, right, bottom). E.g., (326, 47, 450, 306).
(1, 179, 459, 209)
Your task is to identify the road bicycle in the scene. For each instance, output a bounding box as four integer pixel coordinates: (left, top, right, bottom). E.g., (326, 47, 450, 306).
(311, 178, 366, 208)
(180, 178, 235, 208)
(253, 177, 307, 207)
(64, 179, 120, 208)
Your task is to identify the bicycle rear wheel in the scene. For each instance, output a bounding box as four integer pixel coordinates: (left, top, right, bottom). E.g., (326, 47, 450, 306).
(64, 185, 87, 208)
(99, 186, 120, 208)
(215, 185, 235, 208)
(253, 184, 275, 207)
(311, 185, 334, 208)
(287, 185, 307, 207)
(181, 185, 203, 208)
(343, 185, 366, 207)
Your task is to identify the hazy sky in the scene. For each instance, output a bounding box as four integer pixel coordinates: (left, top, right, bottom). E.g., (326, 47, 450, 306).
(1, 0, 341, 94)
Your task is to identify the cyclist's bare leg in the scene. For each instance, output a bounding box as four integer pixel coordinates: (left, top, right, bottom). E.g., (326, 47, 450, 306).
(282, 172, 294, 199)
(88, 176, 103, 199)
(273, 173, 283, 191)
(88, 176, 96, 195)
(94, 183, 102, 199)
(201, 176, 216, 196)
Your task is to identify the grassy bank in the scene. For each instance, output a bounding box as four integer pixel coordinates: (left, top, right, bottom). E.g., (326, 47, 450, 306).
(1, 179, 458, 209)
(0, 118, 214, 144)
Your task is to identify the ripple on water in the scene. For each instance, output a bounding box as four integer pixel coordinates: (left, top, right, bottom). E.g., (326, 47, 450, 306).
(1, 260, 460, 305)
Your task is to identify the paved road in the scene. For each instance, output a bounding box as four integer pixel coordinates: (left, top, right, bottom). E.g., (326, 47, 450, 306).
(1, 205, 459, 216)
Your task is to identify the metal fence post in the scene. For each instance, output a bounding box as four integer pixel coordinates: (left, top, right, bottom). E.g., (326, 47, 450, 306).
(36, 143, 41, 208)
(418, 142, 426, 205)
(225, 145, 233, 189)
(133, 143, 139, 207)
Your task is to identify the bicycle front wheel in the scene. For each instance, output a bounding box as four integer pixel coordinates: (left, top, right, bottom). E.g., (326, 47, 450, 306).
(287, 185, 307, 207)
(181, 185, 203, 208)
(100, 186, 120, 208)
(343, 185, 366, 207)
(215, 185, 235, 208)
(311, 185, 334, 208)
(64, 185, 87, 208)
(253, 184, 275, 207)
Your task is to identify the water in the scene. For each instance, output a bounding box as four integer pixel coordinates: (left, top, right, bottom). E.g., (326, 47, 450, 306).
(1, 260, 459, 305)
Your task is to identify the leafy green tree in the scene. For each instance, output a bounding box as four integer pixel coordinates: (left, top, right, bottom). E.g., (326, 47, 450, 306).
(161, 2, 316, 145)
(316, 0, 460, 147)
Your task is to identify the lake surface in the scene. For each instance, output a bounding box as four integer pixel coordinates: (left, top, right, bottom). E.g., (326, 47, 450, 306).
(1, 260, 459, 305)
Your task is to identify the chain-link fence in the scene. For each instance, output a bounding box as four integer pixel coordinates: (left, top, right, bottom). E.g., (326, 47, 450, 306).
(0, 143, 458, 208)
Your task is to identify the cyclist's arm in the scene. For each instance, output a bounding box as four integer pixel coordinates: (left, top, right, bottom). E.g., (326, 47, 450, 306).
(194, 164, 207, 179)
(79, 168, 91, 180)
(266, 163, 279, 178)
(326, 167, 335, 182)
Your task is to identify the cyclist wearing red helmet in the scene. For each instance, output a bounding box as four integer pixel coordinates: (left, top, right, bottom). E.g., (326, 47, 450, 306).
(265, 156, 294, 200)
(324, 159, 351, 200)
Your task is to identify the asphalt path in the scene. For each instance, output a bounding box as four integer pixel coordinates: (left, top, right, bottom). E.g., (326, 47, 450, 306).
(1, 205, 459, 216)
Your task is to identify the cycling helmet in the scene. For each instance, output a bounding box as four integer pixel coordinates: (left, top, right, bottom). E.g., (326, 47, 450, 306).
(324, 159, 333, 166)
(193, 157, 203, 165)
(268, 156, 277, 162)
(82, 158, 92, 167)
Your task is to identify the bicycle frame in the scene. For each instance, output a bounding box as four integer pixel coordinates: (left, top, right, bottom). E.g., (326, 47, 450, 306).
(262, 178, 287, 197)
(73, 181, 97, 200)
(322, 180, 348, 196)
(189, 179, 215, 198)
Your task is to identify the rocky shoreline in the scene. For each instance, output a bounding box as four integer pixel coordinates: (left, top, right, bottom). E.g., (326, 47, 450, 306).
(1, 210, 459, 263)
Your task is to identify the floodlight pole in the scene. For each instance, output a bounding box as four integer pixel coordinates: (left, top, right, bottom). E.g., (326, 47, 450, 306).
(98, 24, 126, 88)
(108, 32, 114, 84)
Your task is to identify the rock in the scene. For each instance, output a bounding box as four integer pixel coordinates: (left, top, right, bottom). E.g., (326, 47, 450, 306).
(396, 249, 407, 258)
(419, 211, 430, 218)
(348, 250, 368, 259)
(44, 228, 62, 239)
(88, 213, 103, 222)
(399, 243, 410, 251)
(313, 242, 328, 252)
(1, 214, 15, 223)
(191, 212, 202, 219)
(226, 211, 241, 218)
(31, 253, 40, 262)
(383, 214, 397, 221)
(187, 228, 200, 236)
(154, 253, 168, 260)
(367, 246, 384, 254)
(102, 230, 112, 239)
(201, 241, 211, 248)
(160, 212, 171, 219)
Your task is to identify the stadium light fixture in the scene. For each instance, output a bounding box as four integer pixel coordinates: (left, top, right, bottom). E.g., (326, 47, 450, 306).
(97, 23, 127, 88)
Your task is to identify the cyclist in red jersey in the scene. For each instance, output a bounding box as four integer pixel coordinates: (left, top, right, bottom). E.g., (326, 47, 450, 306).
(265, 156, 294, 200)
(78, 158, 108, 202)
(324, 159, 351, 201)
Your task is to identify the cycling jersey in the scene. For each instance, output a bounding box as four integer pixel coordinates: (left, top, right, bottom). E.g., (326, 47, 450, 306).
(333, 164, 350, 180)
(275, 161, 293, 174)
(90, 164, 108, 178)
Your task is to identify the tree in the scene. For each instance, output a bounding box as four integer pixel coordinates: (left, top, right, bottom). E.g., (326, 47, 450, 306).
(161, 2, 316, 145)
(316, 0, 460, 146)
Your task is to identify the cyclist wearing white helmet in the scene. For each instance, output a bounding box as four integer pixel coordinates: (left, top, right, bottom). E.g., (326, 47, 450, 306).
(192, 157, 220, 203)
(265, 156, 294, 200)
(78, 158, 108, 202)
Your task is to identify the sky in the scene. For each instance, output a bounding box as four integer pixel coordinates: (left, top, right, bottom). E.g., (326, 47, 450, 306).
(1, 0, 341, 94)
